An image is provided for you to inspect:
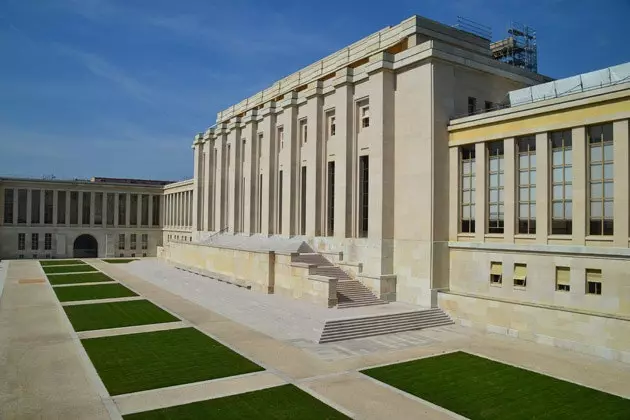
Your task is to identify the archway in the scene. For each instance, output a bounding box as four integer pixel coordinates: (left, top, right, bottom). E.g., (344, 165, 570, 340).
(73, 234, 98, 258)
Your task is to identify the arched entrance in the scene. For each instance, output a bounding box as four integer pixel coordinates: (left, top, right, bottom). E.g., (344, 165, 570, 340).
(73, 234, 98, 258)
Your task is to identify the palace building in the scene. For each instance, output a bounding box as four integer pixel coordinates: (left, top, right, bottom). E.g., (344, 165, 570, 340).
(1, 15, 629, 361)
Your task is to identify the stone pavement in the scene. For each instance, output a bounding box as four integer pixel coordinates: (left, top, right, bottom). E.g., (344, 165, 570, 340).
(3, 259, 630, 419)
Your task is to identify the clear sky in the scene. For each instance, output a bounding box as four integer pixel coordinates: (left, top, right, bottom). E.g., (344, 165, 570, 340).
(1, 0, 629, 181)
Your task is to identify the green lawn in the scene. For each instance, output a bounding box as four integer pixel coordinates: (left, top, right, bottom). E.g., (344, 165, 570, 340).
(43, 264, 97, 274)
(40, 259, 85, 266)
(63, 299, 179, 332)
(82, 327, 264, 395)
(362, 351, 630, 420)
(124, 384, 348, 419)
(102, 258, 138, 264)
(47, 272, 115, 285)
(54, 283, 137, 302)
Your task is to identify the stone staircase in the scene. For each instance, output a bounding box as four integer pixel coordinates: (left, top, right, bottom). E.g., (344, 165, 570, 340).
(292, 252, 387, 309)
(318, 308, 453, 343)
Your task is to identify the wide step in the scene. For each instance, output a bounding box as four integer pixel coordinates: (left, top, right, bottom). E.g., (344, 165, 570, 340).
(318, 309, 453, 343)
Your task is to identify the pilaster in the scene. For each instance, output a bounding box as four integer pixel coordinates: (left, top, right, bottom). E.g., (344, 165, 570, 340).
(114, 193, 120, 227)
(125, 193, 131, 228)
(280, 93, 298, 235)
(226, 119, 242, 233)
(52, 190, 58, 225)
(572, 127, 586, 245)
(474, 142, 486, 241)
(78, 191, 83, 225)
(203, 129, 214, 231)
(214, 127, 227, 231)
(89, 191, 96, 226)
(259, 101, 277, 235)
(304, 80, 324, 236)
(503, 138, 515, 243)
(613, 119, 629, 246)
(448, 147, 459, 240)
(192, 133, 203, 232)
(26, 189, 32, 226)
(535, 132, 549, 243)
(242, 110, 258, 234)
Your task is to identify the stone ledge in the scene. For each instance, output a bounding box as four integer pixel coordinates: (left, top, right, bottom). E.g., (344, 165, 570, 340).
(307, 274, 337, 284)
(449, 240, 630, 259)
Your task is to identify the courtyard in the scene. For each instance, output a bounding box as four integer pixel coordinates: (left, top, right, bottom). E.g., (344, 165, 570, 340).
(1, 258, 629, 419)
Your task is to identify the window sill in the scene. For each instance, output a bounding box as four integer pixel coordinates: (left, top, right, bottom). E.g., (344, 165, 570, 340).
(484, 234, 504, 239)
(457, 233, 475, 239)
(513, 286, 527, 291)
(490, 283, 503, 288)
(547, 235, 572, 240)
(514, 234, 535, 239)
(585, 236, 614, 242)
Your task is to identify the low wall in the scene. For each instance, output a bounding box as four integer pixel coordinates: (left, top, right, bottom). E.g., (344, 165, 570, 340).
(274, 254, 338, 307)
(439, 291, 630, 363)
(159, 242, 274, 294)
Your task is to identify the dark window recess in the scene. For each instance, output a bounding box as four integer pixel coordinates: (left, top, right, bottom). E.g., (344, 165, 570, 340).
(359, 156, 369, 237)
(327, 162, 335, 236)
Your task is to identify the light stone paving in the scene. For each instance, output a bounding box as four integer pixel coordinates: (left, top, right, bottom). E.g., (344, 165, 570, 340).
(77, 320, 190, 339)
(5, 259, 630, 419)
(123, 259, 424, 343)
(114, 371, 286, 416)
(61, 296, 145, 306)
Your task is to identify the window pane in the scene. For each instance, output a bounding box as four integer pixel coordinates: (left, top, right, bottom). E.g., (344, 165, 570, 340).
(589, 126, 602, 143)
(591, 164, 602, 180)
(519, 187, 529, 201)
(490, 190, 498, 202)
(590, 202, 602, 218)
(519, 204, 529, 217)
(530, 187, 536, 201)
(604, 144, 614, 161)
(604, 163, 614, 179)
(530, 154, 536, 168)
(499, 173, 505, 187)
(519, 155, 529, 169)
(604, 182, 614, 198)
(519, 172, 529, 185)
(591, 146, 602, 162)
(489, 158, 498, 172)
(564, 150, 572, 165)
(489, 204, 498, 214)
(470, 205, 475, 218)
(462, 205, 470, 218)
(591, 183, 603, 199)
(462, 191, 470, 203)
(490, 174, 498, 187)
(530, 171, 536, 184)
(564, 167, 572, 182)
(565, 202, 572, 218)
(603, 123, 613, 141)
(604, 201, 613, 219)
(553, 185, 564, 200)
(553, 202, 563, 218)
(552, 150, 563, 165)
(463, 162, 471, 175)
(565, 185, 572, 199)
(529, 204, 536, 218)
(499, 189, 505, 202)
(552, 168, 563, 182)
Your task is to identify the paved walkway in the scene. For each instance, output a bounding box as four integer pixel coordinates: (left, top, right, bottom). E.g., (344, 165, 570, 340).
(3, 259, 630, 419)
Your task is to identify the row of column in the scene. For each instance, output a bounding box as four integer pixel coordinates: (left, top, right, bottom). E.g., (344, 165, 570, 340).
(0, 189, 161, 228)
(164, 190, 193, 229)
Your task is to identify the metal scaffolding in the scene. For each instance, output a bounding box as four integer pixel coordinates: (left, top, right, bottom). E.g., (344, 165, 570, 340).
(491, 22, 538, 73)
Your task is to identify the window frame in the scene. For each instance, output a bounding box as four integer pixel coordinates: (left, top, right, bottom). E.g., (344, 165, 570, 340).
(517, 136, 536, 234)
(550, 130, 573, 235)
(487, 141, 505, 234)
(587, 123, 614, 236)
(459, 145, 476, 234)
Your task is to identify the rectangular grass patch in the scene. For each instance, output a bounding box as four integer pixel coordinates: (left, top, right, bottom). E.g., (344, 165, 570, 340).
(362, 351, 630, 420)
(124, 384, 348, 419)
(40, 259, 85, 266)
(48, 272, 115, 285)
(63, 300, 179, 332)
(43, 264, 97, 274)
(102, 259, 138, 264)
(54, 283, 137, 302)
(82, 327, 264, 395)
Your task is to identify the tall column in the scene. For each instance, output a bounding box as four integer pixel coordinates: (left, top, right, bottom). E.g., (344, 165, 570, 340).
(242, 111, 257, 234)
(192, 134, 203, 231)
(214, 129, 226, 231)
(259, 104, 277, 235)
(448, 147, 459, 240)
(90, 192, 96, 225)
(125, 193, 131, 227)
(12, 188, 18, 225)
(333, 69, 354, 239)
(136, 194, 142, 227)
(203, 131, 214, 231)
(52, 190, 58, 225)
(226, 120, 241, 233)
(503, 138, 515, 243)
(613, 120, 629, 247)
(102, 191, 107, 227)
(0, 187, 4, 225)
(114, 193, 120, 227)
(148, 193, 153, 228)
(39, 190, 45, 225)
(77, 191, 83, 225)
(280, 94, 298, 236)
(474, 142, 487, 242)
(303, 81, 324, 236)
(65, 191, 71, 226)
(535, 132, 549, 243)
(26, 189, 32, 226)
(572, 127, 586, 245)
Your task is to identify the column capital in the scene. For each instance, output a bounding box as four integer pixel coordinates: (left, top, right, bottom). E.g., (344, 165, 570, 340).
(333, 67, 354, 88)
(366, 52, 395, 75)
(305, 80, 324, 99)
(279, 92, 299, 110)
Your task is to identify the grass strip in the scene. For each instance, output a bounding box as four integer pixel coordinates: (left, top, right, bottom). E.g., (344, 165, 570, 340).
(54, 283, 137, 302)
(43, 264, 97, 274)
(47, 272, 115, 285)
(40, 259, 86, 266)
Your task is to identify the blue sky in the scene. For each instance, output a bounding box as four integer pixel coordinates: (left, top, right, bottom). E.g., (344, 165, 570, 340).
(1, 0, 628, 181)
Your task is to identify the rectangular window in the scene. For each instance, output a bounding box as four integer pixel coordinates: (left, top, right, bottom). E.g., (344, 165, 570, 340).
(327, 161, 335, 236)
(487, 141, 504, 234)
(550, 130, 573, 234)
(460, 145, 476, 233)
(118, 233, 125, 250)
(141, 233, 148, 250)
(517, 136, 536, 234)
(18, 233, 25, 250)
(17, 189, 27, 224)
(31, 233, 38, 250)
(278, 171, 283, 234)
(3, 188, 14, 224)
(300, 167, 307, 235)
(130, 194, 138, 226)
(556, 267, 570, 292)
(490, 262, 502, 284)
(359, 155, 369, 237)
(588, 123, 614, 236)
(141, 194, 149, 226)
(468, 97, 477, 115)
(82, 192, 91, 225)
(57, 191, 66, 224)
(70, 191, 79, 225)
(31, 190, 41, 224)
(143, 253, 147, 257)
(130, 233, 137, 249)
(299, 119, 308, 145)
(360, 105, 370, 129)
(106, 193, 115, 226)
(586, 269, 602, 295)
(258, 174, 263, 233)
(118, 194, 127, 226)
(152, 195, 160, 226)
(94, 192, 103, 225)
(277, 127, 284, 150)
(131, 253, 135, 258)
(44, 190, 53, 224)
(513, 264, 527, 287)
(44, 233, 52, 250)
(484, 101, 493, 112)
(326, 110, 336, 139)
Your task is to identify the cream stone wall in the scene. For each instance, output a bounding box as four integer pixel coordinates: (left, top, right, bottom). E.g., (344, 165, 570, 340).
(439, 292, 630, 363)
(274, 253, 338, 307)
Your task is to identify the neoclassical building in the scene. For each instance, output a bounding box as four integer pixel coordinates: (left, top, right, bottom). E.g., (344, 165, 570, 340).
(1, 15, 629, 360)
